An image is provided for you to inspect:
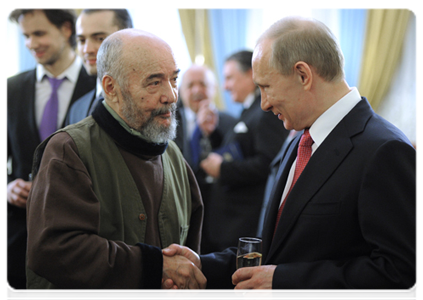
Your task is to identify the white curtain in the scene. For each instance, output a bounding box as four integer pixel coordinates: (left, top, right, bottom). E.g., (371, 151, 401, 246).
(376, 14, 416, 146)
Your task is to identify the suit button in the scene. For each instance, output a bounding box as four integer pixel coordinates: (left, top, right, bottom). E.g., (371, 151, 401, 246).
(139, 214, 146, 221)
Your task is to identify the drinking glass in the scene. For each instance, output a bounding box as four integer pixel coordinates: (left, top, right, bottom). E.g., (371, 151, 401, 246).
(236, 237, 262, 269)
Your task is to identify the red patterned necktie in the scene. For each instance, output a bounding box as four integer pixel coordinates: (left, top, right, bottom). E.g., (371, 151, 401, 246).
(273, 129, 314, 235)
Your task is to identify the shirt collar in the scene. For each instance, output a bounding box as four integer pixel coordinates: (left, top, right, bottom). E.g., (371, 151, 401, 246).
(309, 87, 361, 148)
(96, 78, 103, 98)
(243, 92, 256, 109)
(184, 106, 196, 122)
(36, 56, 82, 82)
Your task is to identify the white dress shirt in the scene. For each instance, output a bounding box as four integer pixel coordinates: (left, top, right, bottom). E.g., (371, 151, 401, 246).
(35, 56, 83, 128)
(279, 87, 362, 208)
(184, 106, 197, 140)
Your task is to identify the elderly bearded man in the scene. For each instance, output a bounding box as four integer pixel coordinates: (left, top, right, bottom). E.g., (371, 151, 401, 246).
(26, 29, 206, 289)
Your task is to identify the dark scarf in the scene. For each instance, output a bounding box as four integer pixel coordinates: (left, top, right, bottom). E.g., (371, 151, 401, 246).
(92, 102, 168, 157)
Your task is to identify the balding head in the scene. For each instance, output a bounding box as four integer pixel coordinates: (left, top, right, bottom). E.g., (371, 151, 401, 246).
(97, 29, 175, 91)
(179, 64, 217, 113)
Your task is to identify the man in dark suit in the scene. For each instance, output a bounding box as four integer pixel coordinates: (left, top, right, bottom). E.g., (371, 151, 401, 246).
(199, 51, 289, 254)
(7, 9, 96, 289)
(175, 64, 237, 249)
(163, 16, 415, 289)
(66, 9, 133, 125)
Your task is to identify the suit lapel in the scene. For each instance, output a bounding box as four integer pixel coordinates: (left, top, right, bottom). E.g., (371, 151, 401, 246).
(61, 66, 96, 128)
(70, 66, 95, 103)
(262, 134, 300, 260)
(86, 90, 99, 115)
(24, 70, 41, 142)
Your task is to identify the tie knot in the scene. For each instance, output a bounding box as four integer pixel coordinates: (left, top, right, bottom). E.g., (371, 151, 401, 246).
(48, 77, 66, 90)
(299, 129, 313, 148)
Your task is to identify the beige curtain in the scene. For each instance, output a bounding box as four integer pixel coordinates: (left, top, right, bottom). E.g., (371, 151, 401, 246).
(74, 9, 82, 16)
(358, 9, 411, 110)
(178, 9, 224, 109)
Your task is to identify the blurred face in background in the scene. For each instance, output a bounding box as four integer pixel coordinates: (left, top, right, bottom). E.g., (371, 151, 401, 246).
(179, 65, 216, 113)
(76, 11, 119, 76)
(19, 10, 72, 66)
(223, 60, 256, 103)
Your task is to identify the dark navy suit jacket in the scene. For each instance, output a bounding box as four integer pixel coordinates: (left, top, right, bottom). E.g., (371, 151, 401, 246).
(201, 98, 416, 289)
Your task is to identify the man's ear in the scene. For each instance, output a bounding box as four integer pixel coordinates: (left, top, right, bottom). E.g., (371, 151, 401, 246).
(245, 68, 253, 78)
(294, 61, 312, 91)
(102, 75, 119, 104)
(60, 21, 73, 43)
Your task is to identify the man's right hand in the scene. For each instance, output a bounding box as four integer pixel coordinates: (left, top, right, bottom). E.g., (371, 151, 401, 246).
(162, 252, 206, 289)
(7, 179, 31, 208)
(162, 244, 202, 269)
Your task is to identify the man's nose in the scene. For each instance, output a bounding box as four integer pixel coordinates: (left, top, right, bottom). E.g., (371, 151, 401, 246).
(260, 91, 272, 112)
(83, 38, 95, 54)
(26, 36, 37, 50)
(161, 81, 177, 104)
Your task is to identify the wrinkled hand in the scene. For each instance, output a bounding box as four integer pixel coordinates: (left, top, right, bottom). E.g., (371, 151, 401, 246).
(162, 244, 204, 289)
(197, 102, 218, 136)
(232, 265, 276, 289)
(160, 278, 178, 300)
(162, 252, 206, 289)
(200, 153, 223, 178)
(163, 244, 202, 269)
(7, 179, 32, 208)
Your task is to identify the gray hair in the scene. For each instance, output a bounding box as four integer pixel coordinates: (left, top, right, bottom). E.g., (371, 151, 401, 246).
(258, 16, 345, 82)
(96, 34, 128, 90)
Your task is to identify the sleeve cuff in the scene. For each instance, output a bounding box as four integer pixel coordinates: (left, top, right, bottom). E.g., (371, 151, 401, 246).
(136, 243, 163, 289)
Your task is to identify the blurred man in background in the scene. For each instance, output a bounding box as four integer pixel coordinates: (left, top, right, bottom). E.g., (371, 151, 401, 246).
(175, 64, 237, 252)
(7, 9, 96, 288)
(66, 9, 133, 124)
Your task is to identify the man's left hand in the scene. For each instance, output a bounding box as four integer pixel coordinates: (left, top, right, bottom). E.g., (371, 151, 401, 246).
(232, 265, 276, 289)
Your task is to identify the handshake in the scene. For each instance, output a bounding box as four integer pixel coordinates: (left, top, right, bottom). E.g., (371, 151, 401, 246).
(161, 244, 205, 289)
(160, 244, 276, 289)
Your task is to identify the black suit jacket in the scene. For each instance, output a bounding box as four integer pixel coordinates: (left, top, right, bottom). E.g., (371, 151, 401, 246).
(7, 66, 96, 283)
(201, 94, 289, 254)
(201, 98, 415, 289)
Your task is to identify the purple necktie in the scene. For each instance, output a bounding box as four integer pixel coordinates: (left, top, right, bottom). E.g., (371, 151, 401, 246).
(39, 77, 65, 141)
